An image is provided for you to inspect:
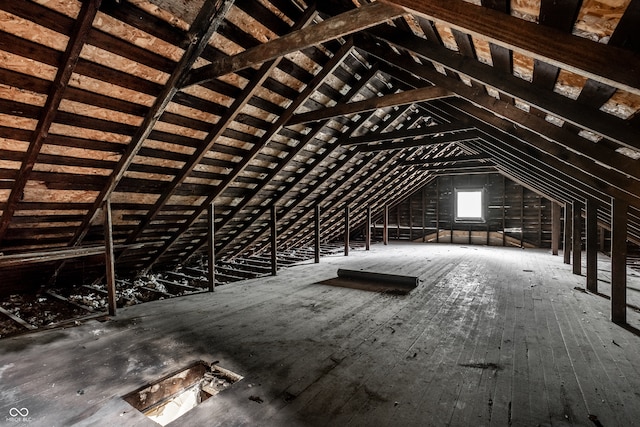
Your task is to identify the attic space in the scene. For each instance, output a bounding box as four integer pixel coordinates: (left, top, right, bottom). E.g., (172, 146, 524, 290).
(1, 0, 640, 425)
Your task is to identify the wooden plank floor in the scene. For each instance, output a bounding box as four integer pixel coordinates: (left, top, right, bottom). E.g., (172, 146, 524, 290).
(2, 243, 640, 426)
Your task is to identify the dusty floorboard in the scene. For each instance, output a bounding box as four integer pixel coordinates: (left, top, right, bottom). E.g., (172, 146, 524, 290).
(2, 243, 640, 426)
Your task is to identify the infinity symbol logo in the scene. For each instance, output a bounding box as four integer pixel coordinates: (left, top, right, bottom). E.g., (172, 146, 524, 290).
(9, 407, 29, 417)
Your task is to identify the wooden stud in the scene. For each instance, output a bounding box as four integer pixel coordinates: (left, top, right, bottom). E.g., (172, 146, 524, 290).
(564, 203, 572, 265)
(383, 204, 389, 245)
(315, 205, 321, 262)
(520, 186, 525, 248)
(366, 205, 371, 251)
(103, 199, 116, 316)
(344, 205, 350, 256)
(271, 205, 277, 276)
(573, 200, 584, 275)
(207, 203, 215, 292)
(409, 194, 413, 241)
(586, 199, 598, 292)
(436, 178, 440, 243)
(397, 204, 401, 240)
(611, 198, 628, 324)
(551, 201, 561, 255)
(422, 186, 426, 243)
(502, 175, 506, 246)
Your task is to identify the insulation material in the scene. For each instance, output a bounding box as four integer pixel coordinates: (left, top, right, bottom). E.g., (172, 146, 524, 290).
(574, 0, 631, 42)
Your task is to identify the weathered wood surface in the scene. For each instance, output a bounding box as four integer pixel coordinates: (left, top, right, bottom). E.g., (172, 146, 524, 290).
(3, 243, 640, 426)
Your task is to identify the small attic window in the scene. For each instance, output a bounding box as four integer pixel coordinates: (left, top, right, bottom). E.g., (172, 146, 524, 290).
(455, 188, 484, 222)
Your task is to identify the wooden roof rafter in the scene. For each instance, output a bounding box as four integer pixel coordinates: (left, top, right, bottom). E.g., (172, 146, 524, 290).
(179, 63, 383, 262)
(67, 0, 236, 248)
(119, 6, 319, 248)
(0, 0, 102, 244)
(143, 37, 358, 271)
(387, 0, 640, 96)
(358, 37, 640, 186)
(182, 1, 407, 87)
(362, 26, 640, 150)
(224, 104, 422, 258)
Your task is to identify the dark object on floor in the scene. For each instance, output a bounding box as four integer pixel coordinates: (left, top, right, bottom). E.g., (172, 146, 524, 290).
(317, 269, 419, 295)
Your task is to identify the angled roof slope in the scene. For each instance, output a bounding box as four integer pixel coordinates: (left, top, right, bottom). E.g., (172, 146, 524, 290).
(0, 0, 639, 292)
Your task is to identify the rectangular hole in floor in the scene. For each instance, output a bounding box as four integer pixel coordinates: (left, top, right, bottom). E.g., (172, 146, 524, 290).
(123, 360, 243, 426)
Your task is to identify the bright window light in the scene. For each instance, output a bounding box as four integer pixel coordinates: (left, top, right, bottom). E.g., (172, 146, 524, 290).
(456, 189, 484, 221)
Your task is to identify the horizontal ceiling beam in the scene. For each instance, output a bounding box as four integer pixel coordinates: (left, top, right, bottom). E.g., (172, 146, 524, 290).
(342, 121, 471, 146)
(182, 1, 406, 87)
(404, 153, 489, 165)
(417, 163, 495, 172)
(386, 0, 640, 96)
(289, 85, 453, 125)
(358, 129, 480, 152)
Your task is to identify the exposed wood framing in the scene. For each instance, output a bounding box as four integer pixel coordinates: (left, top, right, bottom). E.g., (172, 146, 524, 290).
(386, 0, 640, 95)
(289, 86, 453, 125)
(0, 0, 102, 243)
(611, 198, 628, 324)
(183, 1, 406, 87)
(70, 0, 236, 247)
(572, 200, 584, 276)
(103, 199, 116, 316)
(586, 198, 598, 292)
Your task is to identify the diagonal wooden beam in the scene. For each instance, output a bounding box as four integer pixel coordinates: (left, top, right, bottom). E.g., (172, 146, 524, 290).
(143, 39, 356, 270)
(360, 37, 640, 182)
(438, 99, 640, 210)
(0, 0, 101, 245)
(182, 1, 406, 87)
(179, 65, 382, 262)
(224, 105, 419, 258)
(68, 0, 235, 247)
(289, 85, 452, 125)
(365, 26, 640, 149)
(341, 122, 471, 146)
(386, 0, 640, 96)
(121, 7, 318, 246)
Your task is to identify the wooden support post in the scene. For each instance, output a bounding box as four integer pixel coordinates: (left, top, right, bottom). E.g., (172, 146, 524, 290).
(611, 198, 628, 324)
(207, 203, 215, 292)
(586, 199, 598, 292)
(520, 186, 524, 248)
(103, 199, 116, 316)
(410, 196, 416, 241)
(538, 195, 542, 247)
(383, 204, 389, 245)
(486, 174, 491, 246)
(421, 186, 426, 243)
(563, 202, 572, 265)
(315, 205, 321, 263)
(396, 205, 401, 240)
(270, 205, 277, 276)
(436, 179, 440, 243)
(573, 200, 584, 275)
(502, 176, 506, 246)
(344, 205, 350, 256)
(599, 226, 606, 252)
(366, 205, 371, 251)
(551, 201, 561, 256)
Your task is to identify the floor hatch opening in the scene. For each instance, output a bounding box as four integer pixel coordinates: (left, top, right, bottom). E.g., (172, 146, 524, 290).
(123, 360, 243, 426)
